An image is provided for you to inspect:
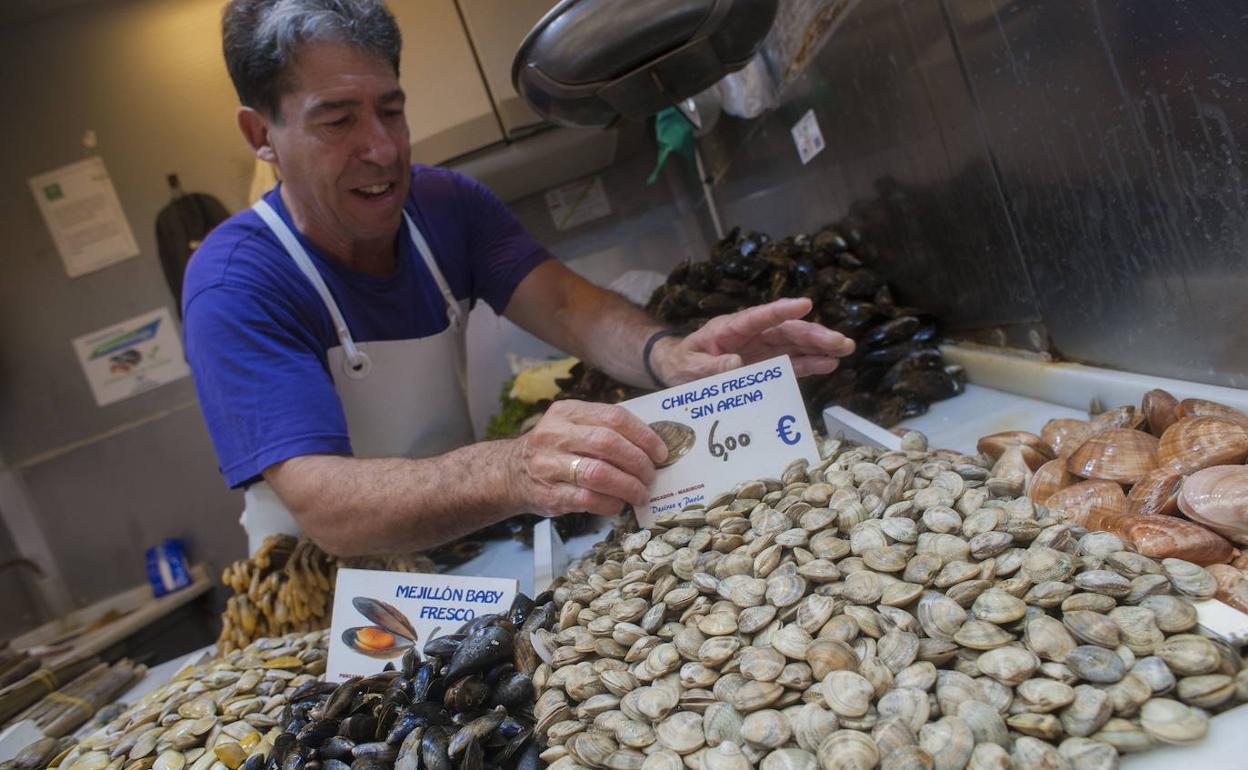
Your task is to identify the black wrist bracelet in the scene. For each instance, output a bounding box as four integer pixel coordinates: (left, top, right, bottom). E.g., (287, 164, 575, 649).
(642, 329, 684, 389)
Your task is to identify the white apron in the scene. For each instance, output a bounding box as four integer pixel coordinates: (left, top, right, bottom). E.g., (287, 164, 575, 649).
(240, 199, 475, 554)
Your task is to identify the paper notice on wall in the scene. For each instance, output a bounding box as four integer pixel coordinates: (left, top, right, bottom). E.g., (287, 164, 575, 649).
(71, 308, 190, 407)
(545, 175, 610, 230)
(29, 156, 140, 278)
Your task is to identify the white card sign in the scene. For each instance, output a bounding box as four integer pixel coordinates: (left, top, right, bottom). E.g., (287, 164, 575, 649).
(620, 356, 820, 527)
(71, 307, 190, 407)
(326, 568, 517, 681)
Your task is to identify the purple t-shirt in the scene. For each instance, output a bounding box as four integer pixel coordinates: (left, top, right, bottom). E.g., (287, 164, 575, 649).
(183, 165, 550, 488)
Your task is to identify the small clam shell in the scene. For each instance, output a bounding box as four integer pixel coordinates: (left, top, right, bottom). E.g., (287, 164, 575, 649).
(1016, 678, 1076, 712)
(740, 646, 786, 683)
(805, 640, 859, 680)
(952, 620, 1014, 651)
(1062, 611, 1120, 648)
(1059, 684, 1112, 737)
(703, 742, 751, 770)
(821, 670, 874, 718)
(1010, 736, 1071, 770)
(816, 731, 879, 770)
(878, 631, 920, 673)
(975, 645, 1038, 686)
(877, 688, 930, 733)
(1139, 698, 1209, 744)
(792, 704, 839, 753)
(916, 593, 966, 642)
(656, 712, 705, 755)
(917, 716, 973, 770)
(1057, 737, 1118, 770)
(1023, 615, 1077, 662)
(1064, 645, 1126, 683)
(760, 749, 817, 770)
(740, 710, 791, 749)
(729, 681, 784, 713)
(966, 743, 1011, 770)
(1155, 634, 1220, 676)
(1161, 558, 1218, 599)
(956, 701, 1008, 748)
(1175, 673, 1236, 709)
(702, 703, 745, 748)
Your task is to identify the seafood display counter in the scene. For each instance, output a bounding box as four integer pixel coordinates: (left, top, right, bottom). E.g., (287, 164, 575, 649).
(25, 349, 1247, 770)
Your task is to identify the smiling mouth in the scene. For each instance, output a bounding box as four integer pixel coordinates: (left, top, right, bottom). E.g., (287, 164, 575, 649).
(352, 182, 394, 199)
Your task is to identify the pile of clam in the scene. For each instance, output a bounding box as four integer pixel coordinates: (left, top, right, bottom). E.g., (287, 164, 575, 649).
(979, 390, 1248, 612)
(54, 631, 327, 770)
(533, 437, 1247, 770)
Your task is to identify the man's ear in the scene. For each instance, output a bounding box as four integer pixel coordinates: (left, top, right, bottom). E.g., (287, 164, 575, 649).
(238, 107, 279, 164)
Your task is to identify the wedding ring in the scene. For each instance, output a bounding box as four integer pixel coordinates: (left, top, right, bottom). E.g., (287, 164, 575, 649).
(568, 456, 583, 485)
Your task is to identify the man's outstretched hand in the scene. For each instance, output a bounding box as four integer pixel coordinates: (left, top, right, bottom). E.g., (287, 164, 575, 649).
(652, 297, 855, 386)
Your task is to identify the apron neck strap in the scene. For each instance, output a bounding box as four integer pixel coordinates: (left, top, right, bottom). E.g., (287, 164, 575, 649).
(402, 210, 465, 330)
(252, 199, 371, 378)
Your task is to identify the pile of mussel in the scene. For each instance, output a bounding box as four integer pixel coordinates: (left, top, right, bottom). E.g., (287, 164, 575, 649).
(274, 595, 556, 770)
(556, 225, 964, 427)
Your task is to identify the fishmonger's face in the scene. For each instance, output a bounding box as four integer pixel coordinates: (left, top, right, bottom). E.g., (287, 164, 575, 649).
(269, 41, 412, 249)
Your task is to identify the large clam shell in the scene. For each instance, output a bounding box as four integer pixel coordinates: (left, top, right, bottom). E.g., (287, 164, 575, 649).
(1065, 428, 1157, 485)
(1176, 398, 1248, 429)
(1090, 405, 1146, 434)
(1041, 419, 1093, 458)
(1126, 467, 1184, 517)
(1027, 459, 1077, 503)
(1125, 515, 1235, 566)
(1142, 389, 1181, 437)
(1044, 481, 1127, 530)
(1206, 564, 1248, 613)
(976, 431, 1053, 470)
(1156, 416, 1248, 474)
(1176, 464, 1248, 545)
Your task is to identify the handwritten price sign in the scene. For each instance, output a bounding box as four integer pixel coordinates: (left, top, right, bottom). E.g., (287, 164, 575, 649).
(620, 356, 820, 527)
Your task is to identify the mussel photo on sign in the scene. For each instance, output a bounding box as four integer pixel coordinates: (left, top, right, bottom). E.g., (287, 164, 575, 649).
(343, 597, 420, 659)
(555, 223, 965, 428)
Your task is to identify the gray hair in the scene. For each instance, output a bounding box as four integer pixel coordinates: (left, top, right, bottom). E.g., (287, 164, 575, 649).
(222, 0, 402, 120)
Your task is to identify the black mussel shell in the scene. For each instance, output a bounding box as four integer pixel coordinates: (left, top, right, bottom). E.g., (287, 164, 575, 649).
(863, 316, 920, 348)
(491, 672, 534, 711)
(890, 368, 962, 402)
(352, 598, 418, 641)
(340, 714, 379, 743)
(296, 719, 341, 748)
(352, 743, 398, 762)
(282, 747, 311, 770)
(240, 754, 268, 770)
(322, 761, 352, 770)
(514, 740, 540, 770)
(457, 614, 501, 636)
(420, 727, 452, 770)
(349, 759, 389, 770)
(445, 625, 514, 681)
(320, 737, 356, 761)
(423, 634, 465, 660)
(444, 674, 491, 712)
(448, 707, 507, 757)
(506, 593, 534, 627)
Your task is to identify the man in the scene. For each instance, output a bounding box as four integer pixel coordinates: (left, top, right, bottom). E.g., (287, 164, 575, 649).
(185, 0, 854, 557)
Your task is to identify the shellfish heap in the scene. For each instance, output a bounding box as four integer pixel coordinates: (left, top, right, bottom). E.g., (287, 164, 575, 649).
(556, 226, 964, 428)
(218, 536, 437, 655)
(50, 630, 327, 770)
(534, 435, 1247, 770)
(992, 390, 1248, 612)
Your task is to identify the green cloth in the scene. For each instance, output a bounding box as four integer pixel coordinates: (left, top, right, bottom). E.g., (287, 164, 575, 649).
(647, 107, 696, 184)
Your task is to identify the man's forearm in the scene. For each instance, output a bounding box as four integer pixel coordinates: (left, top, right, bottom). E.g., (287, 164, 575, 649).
(265, 439, 521, 557)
